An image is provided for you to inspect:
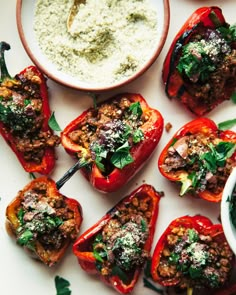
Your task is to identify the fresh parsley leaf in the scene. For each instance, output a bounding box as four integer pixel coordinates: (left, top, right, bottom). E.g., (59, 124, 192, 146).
(17, 229, 33, 246)
(0, 103, 33, 132)
(201, 142, 236, 171)
(55, 276, 71, 295)
(17, 208, 25, 226)
(111, 265, 128, 283)
(133, 128, 144, 143)
(189, 265, 202, 279)
(188, 229, 199, 243)
(110, 141, 134, 169)
(177, 42, 215, 82)
(218, 118, 236, 130)
(48, 111, 61, 131)
(141, 219, 147, 232)
(129, 101, 142, 118)
(168, 252, 180, 265)
(92, 234, 107, 262)
(91, 144, 107, 172)
(217, 24, 236, 42)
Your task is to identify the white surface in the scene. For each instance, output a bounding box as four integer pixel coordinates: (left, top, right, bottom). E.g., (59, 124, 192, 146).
(221, 168, 236, 255)
(0, 1, 236, 295)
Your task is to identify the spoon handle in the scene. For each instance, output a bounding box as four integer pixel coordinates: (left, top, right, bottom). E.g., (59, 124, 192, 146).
(56, 159, 87, 189)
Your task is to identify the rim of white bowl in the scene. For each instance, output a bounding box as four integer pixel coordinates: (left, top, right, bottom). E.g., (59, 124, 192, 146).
(16, 0, 170, 92)
(221, 167, 236, 254)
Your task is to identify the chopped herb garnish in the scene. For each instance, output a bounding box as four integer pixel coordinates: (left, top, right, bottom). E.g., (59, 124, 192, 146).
(187, 229, 199, 243)
(55, 276, 71, 295)
(133, 128, 144, 143)
(0, 103, 33, 132)
(110, 141, 134, 169)
(111, 265, 128, 284)
(177, 42, 216, 82)
(217, 24, 236, 42)
(141, 219, 147, 232)
(92, 234, 107, 263)
(180, 141, 236, 195)
(168, 252, 180, 265)
(129, 101, 142, 118)
(48, 111, 61, 131)
(17, 208, 25, 225)
(218, 118, 236, 130)
(17, 229, 33, 246)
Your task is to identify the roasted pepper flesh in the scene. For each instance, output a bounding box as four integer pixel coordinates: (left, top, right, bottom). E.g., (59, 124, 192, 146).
(151, 215, 234, 291)
(158, 118, 236, 202)
(73, 184, 161, 294)
(0, 42, 60, 174)
(6, 176, 83, 266)
(163, 6, 236, 116)
(61, 93, 164, 193)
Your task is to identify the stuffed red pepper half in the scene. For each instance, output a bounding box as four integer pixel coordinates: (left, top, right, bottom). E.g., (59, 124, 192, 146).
(73, 184, 161, 294)
(163, 6, 236, 116)
(151, 215, 234, 293)
(61, 93, 164, 193)
(6, 176, 83, 266)
(158, 117, 236, 202)
(0, 42, 60, 174)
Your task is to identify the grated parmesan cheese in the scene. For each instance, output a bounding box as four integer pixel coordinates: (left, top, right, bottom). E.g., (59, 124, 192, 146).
(33, 0, 158, 85)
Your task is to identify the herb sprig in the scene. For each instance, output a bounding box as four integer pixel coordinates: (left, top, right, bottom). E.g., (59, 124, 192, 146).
(181, 141, 236, 195)
(55, 276, 71, 295)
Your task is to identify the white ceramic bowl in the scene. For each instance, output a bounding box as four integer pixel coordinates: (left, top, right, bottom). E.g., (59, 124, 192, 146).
(16, 0, 170, 92)
(221, 167, 236, 254)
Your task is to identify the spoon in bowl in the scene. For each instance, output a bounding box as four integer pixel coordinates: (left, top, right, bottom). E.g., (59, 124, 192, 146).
(67, 0, 86, 33)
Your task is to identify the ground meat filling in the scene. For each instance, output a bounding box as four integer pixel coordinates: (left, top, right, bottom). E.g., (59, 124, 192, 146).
(68, 96, 147, 174)
(157, 226, 233, 290)
(178, 27, 236, 105)
(0, 68, 60, 163)
(92, 194, 152, 283)
(16, 181, 77, 251)
(161, 133, 235, 194)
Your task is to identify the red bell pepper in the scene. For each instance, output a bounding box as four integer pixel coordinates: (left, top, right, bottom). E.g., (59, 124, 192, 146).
(73, 184, 161, 294)
(61, 93, 164, 193)
(151, 215, 234, 292)
(6, 176, 83, 267)
(0, 42, 60, 174)
(158, 117, 236, 202)
(163, 6, 236, 116)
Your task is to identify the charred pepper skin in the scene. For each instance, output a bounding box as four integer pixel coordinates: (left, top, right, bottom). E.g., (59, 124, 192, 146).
(6, 176, 83, 267)
(61, 93, 164, 193)
(73, 184, 161, 294)
(0, 42, 59, 175)
(163, 6, 236, 116)
(151, 215, 234, 290)
(158, 117, 236, 202)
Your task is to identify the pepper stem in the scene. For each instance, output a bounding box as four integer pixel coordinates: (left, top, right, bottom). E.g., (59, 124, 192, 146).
(56, 158, 88, 189)
(0, 41, 11, 80)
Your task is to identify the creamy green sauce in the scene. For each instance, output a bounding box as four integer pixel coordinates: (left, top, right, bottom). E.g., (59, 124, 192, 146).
(34, 0, 158, 86)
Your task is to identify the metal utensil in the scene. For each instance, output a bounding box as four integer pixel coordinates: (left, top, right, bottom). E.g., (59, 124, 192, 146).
(67, 0, 86, 32)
